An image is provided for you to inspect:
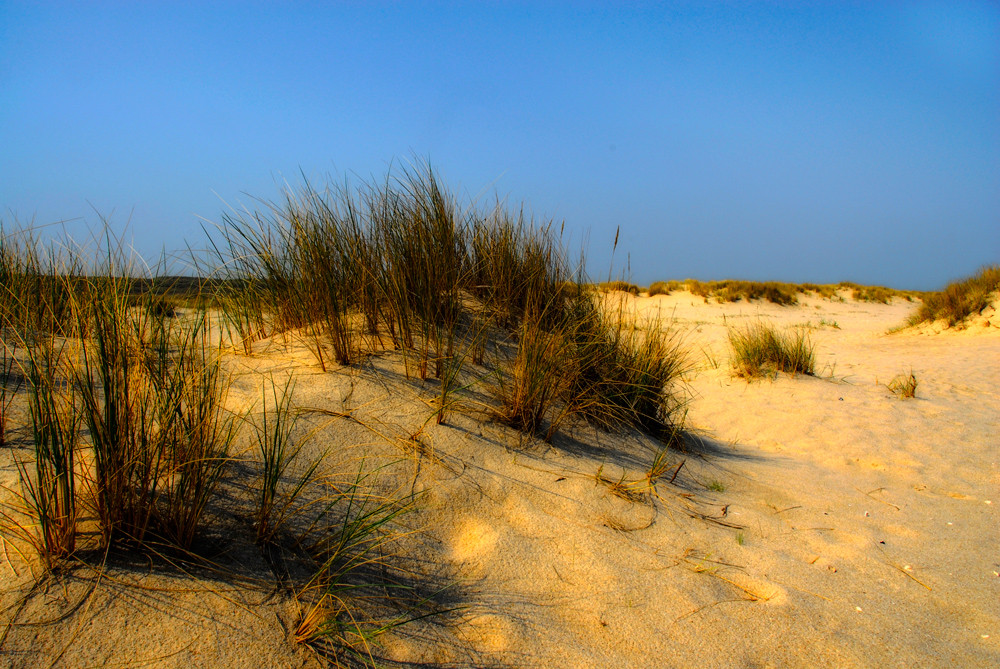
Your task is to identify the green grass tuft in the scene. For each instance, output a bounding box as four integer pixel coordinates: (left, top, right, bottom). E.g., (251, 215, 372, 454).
(728, 321, 816, 378)
(492, 291, 687, 443)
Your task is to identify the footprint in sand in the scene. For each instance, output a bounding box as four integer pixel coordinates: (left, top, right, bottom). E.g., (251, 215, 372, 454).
(451, 517, 498, 564)
(466, 614, 517, 652)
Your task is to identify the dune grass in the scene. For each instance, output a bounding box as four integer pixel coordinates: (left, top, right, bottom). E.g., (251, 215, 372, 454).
(674, 279, 799, 305)
(19, 340, 79, 567)
(0, 223, 435, 665)
(206, 162, 688, 449)
(728, 321, 816, 378)
(716, 280, 798, 305)
(598, 280, 640, 295)
(294, 465, 419, 662)
(492, 308, 576, 439)
(799, 283, 839, 300)
(0, 164, 696, 664)
(650, 278, 920, 305)
(846, 284, 891, 304)
(565, 296, 687, 437)
(0, 338, 21, 448)
(252, 376, 323, 545)
(492, 289, 687, 442)
(0, 228, 241, 552)
(887, 372, 918, 399)
(208, 163, 570, 381)
(648, 280, 681, 297)
(907, 265, 1000, 327)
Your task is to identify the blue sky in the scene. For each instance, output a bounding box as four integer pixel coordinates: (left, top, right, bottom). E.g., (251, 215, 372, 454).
(2, 1, 998, 290)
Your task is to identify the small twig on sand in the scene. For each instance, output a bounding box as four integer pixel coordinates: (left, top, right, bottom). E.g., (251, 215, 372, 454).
(772, 505, 802, 514)
(873, 543, 931, 591)
(856, 487, 901, 511)
(675, 597, 754, 623)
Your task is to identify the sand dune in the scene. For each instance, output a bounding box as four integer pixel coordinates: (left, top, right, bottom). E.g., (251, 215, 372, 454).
(1, 290, 997, 668)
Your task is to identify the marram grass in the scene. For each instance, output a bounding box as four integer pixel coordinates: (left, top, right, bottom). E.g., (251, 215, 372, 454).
(728, 321, 816, 378)
(908, 265, 1000, 327)
(0, 164, 697, 665)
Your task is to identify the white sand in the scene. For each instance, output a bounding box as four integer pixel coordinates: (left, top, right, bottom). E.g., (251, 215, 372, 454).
(1, 291, 997, 667)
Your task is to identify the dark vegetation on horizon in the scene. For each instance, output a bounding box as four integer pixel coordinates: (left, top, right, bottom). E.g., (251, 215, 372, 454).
(643, 278, 922, 305)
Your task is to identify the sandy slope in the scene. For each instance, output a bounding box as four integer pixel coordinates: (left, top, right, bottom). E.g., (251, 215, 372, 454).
(1, 291, 997, 668)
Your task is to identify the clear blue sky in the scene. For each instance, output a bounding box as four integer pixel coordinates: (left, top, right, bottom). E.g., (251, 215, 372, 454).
(2, 1, 998, 290)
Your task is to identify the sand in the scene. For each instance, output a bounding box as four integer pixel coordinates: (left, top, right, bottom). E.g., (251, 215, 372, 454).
(1, 290, 997, 668)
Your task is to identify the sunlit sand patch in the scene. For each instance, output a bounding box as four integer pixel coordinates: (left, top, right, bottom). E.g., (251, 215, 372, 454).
(450, 517, 498, 564)
(464, 613, 518, 653)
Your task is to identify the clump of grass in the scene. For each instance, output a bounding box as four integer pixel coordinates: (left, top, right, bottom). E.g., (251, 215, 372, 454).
(799, 283, 839, 299)
(253, 377, 323, 545)
(798, 318, 841, 330)
(706, 480, 725, 492)
(208, 162, 693, 444)
(294, 466, 418, 664)
(850, 285, 891, 304)
(838, 281, 919, 304)
(0, 225, 240, 558)
(648, 280, 681, 297)
(887, 371, 918, 399)
(685, 279, 711, 299)
(153, 315, 239, 549)
(14, 341, 80, 567)
(676, 279, 798, 305)
(714, 280, 798, 306)
(77, 264, 238, 548)
(208, 163, 572, 381)
(907, 265, 1000, 327)
(492, 289, 688, 443)
(145, 294, 178, 319)
(565, 296, 687, 438)
(728, 321, 815, 378)
(469, 208, 566, 330)
(0, 223, 89, 338)
(594, 465, 647, 504)
(598, 281, 640, 295)
(666, 278, 920, 304)
(492, 309, 575, 440)
(0, 339, 22, 447)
